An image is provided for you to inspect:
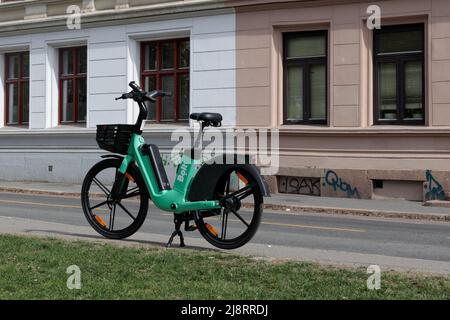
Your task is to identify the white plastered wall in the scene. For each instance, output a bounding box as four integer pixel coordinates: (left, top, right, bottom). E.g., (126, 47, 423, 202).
(0, 12, 237, 129)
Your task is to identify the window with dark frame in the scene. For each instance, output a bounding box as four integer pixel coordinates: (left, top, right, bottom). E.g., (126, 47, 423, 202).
(59, 46, 87, 124)
(141, 38, 190, 123)
(373, 24, 425, 125)
(283, 31, 328, 125)
(5, 51, 29, 126)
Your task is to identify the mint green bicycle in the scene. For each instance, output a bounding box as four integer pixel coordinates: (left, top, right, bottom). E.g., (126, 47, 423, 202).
(81, 82, 269, 249)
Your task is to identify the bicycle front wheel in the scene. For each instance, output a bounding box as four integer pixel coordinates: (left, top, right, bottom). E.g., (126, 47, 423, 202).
(81, 158, 149, 239)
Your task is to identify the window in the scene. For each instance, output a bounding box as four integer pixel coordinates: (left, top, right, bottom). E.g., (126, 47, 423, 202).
(283, 31, 328, 124)
(373, 24, 425, 125)
(59, 46, 87, 124)
(141, 39, 189, 122)
(5, 52, 29, 126)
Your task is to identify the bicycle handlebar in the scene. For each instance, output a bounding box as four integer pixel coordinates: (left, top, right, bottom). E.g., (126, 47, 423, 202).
(115, 82, 172, 102)
(115, 82, 172, 132)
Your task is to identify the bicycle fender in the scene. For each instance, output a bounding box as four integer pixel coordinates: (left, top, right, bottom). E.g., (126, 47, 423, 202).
(188, 156, 270, 202)
(101, 154, 124, 160)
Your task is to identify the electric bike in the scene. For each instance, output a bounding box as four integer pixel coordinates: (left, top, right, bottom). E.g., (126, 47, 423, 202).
(81, 81, 270, 249)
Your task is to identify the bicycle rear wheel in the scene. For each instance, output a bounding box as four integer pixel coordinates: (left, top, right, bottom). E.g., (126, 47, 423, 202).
(81, 158, 149, 239)
(195, 167, 263, 250)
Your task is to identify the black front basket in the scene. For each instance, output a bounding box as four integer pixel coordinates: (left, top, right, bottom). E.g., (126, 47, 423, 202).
(96, 124, 134, 155)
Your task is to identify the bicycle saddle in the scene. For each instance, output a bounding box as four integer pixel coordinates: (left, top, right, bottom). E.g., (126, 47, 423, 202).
(189, 112, 222, 127)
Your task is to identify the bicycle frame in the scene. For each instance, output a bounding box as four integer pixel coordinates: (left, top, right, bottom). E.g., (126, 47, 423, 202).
(117, 133, 222, 214)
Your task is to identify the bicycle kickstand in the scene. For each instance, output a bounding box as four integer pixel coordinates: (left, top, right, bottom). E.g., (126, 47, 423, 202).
(166, 215, 186, 248)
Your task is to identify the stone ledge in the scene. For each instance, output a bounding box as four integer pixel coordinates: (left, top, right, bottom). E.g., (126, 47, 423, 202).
(423, 200, 450, 208)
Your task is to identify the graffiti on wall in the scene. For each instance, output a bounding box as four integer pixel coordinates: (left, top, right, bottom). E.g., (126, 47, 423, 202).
(278, 176, 321, 196)
(424, 170, 446, 201)
(323, 170, 361, 199)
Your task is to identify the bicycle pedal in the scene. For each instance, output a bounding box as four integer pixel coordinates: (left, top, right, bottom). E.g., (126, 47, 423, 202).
(185, 225, 197, 232)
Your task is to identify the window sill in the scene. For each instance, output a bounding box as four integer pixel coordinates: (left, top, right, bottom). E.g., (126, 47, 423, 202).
(0, 125, 30, 130)
(142, 122, 190, 132)
(55, 123, 89, 129)
(0, 125, 94, 135)
(277, 125, 450, 136)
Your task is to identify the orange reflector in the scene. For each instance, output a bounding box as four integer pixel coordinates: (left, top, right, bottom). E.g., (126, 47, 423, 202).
(125, 173, 135, 183)
(237, 172, 248, 185)
(205, 223, 218, 237)
(94, 215, 107, 228)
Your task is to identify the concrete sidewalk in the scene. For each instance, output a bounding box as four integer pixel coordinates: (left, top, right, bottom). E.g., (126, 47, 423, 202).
(0, 180, 449, 221)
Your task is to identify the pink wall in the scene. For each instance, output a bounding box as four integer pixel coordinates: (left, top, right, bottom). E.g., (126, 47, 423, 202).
(233, 0, 450, 198)
(234, 0, 450, 128)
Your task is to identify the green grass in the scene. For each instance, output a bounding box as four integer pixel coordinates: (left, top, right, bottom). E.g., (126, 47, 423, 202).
(0, 234, 448, 300)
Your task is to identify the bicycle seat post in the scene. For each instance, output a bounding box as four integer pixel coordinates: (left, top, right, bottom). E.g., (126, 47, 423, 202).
(192, 120, 204, 160)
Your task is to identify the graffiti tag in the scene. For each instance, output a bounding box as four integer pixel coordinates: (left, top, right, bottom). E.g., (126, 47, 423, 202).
(324, 170, 360, 199)
(279, 176, 320, 196)
(425, 170, 446, 201)
(290, 177, 320, 196)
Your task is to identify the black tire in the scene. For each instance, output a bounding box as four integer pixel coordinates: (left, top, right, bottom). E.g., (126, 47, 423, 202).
(81, 158, 149, 239)
(195, 167, 263, 250)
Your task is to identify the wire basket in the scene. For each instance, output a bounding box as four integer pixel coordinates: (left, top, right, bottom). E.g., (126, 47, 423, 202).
(96, 124, 134, 155)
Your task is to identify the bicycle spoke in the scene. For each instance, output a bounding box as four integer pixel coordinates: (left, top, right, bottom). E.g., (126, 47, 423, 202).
(228, 185, 253, 200)
(121, 191, 141, 200)
(237, 187, 254, 201)
(221, 209, 229, 240)
(90, 200, 108, 211)
(109, 204, 116, 231)
(92, 177, 111, 196)
(117, 202, 136, 221)
(231, 209, 250, 228)
(127, 186, 139, 194)
(219, 174, 233, 239)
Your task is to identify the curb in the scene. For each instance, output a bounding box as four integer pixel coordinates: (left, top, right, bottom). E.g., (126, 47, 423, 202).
(1, 186, 449, 222)
(0, 187, 81, 197)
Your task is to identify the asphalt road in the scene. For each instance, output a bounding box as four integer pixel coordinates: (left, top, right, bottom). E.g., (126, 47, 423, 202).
(0, 192, 449, 274)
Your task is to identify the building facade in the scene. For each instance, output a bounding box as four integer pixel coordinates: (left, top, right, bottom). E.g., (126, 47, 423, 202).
(1, 0, 450, 201)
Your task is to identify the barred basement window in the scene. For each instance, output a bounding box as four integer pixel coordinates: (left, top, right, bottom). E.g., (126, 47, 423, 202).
(141, 39, 190, 122)
(373, 24, 425, 125)
(5, 51, 29, 126)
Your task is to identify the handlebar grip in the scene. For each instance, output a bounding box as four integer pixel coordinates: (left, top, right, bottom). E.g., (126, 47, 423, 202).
(129, 81, 142, 92)
(115, 92, 133, 100)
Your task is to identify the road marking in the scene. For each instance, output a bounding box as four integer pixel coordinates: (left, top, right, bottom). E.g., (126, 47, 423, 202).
(260, 221, 366, 233)
(0, 199, 81, 209)
(191, 215, 366, 233)
(0, 199, 366, 233)
(0, 199, 110, 212)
